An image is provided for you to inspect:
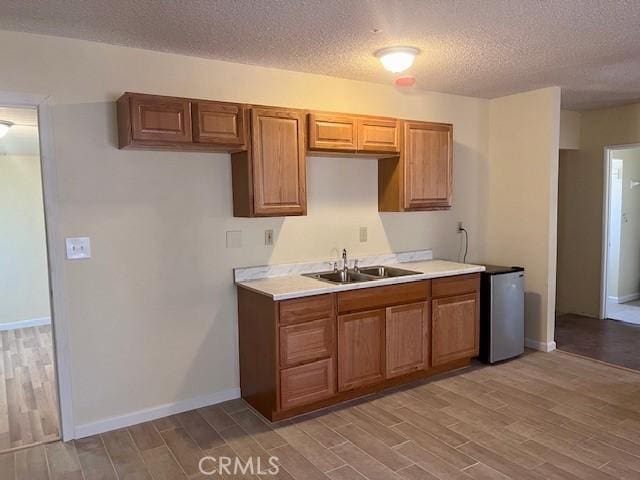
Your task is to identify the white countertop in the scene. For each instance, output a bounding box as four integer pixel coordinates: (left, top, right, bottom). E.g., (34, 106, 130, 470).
(236, 260, 485, 300)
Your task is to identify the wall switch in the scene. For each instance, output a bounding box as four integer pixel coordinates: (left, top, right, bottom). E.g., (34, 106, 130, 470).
(226, 230, 242, 248)
(265, 229, 274, 246)
(66, 237, 91, 260)
(359, 227, 368, 243)
(457, 221, 464, 233)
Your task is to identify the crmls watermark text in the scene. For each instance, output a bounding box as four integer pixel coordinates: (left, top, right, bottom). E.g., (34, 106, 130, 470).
(199, 455, 280, 476)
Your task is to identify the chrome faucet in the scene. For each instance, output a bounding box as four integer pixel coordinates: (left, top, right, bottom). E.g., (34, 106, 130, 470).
(342, 249, 348, 273)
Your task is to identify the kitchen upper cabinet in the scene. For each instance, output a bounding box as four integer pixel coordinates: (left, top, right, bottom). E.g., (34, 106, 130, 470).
(386, 302, 430, 378)
(379, 120, 453, 211)
(307, 112, 399, 154)
(337, 309, 385, 391)
(192, 101, 246, 148)
(307, 113, 357, 152)
(118, 93, 193, 147)
(432, 292, 479, 366)
(232, 107, 307, 217)
(357, 117, 400, 153)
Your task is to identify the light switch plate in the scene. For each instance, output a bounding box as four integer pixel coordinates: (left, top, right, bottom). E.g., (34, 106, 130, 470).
(226, 230, 242, 248)
(359, 227, 368, 243)
(66, 237, 91, 259)
(265, 229, 274, 246)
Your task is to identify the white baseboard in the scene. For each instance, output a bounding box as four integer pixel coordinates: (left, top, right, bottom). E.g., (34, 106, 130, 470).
(618, 292, 640, 304)
(0, 316, 51, 331)
(525, 338, 557, 352)
(74, 387, 240, 439)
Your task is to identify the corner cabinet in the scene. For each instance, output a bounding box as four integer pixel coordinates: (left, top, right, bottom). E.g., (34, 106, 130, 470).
(379, 120, 453, 211)
(232, 107, 307, 217)
(237, 274, 479, 422)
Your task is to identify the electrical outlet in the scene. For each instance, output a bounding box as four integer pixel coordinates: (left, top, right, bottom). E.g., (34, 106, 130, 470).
(65, 237, 91, 260)
(359, 227, 368, 243)
(265, 229, 274, 246)
(457, 221, 463, 233)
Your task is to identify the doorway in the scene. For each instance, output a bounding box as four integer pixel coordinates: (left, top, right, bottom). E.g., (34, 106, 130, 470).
(0, 105, 60, 450)
(603, 145, 640, 324)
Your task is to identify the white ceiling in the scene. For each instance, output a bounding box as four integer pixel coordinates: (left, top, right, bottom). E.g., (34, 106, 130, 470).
(1, 0, 640, 110)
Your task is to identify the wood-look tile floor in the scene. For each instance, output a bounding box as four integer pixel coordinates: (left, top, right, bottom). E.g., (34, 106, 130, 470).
(0, 325, 60, 452)
(4, 350, 640, 479)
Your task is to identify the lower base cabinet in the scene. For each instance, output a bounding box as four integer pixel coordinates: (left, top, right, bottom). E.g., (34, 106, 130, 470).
(237, 273, 480, 421)
(386, 302, 430, 378)
(432, 292, 480, 366)
(337, 309, 386, 391)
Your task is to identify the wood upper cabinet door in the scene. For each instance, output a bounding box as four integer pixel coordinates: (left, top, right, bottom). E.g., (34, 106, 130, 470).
(357, 118, 400, 153)
(129, 94, 192, 143)
(337, 309, 385, 391)
(386, 302, 430, 378)
(251, 108, 307, 216)
(403, 121, 453, 209)
(432, 293, 479, 366)
(307, 113, 357, 152)
(192, 101, 245, 147)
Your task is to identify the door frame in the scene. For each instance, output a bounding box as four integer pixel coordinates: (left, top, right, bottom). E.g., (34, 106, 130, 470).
(0, 91, 75, 441)
(600, 143, 640, 320)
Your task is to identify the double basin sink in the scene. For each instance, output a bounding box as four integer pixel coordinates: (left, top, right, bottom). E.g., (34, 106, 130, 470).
(304, 265, 420, 285)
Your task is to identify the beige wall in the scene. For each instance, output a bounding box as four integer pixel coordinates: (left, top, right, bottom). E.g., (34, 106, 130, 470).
(485, 87, 561, 346)
(0, 30, 493, 428)
(556, 103, 640, 318)
(560, 110, 581, 150)
(557, 148, 589, 314)
(0, 154, 51, 324)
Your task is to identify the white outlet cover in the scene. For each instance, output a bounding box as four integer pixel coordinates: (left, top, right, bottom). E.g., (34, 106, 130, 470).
(66, 237, 91, 260)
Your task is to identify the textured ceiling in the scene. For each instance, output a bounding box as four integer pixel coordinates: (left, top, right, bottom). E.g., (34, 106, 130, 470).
(1, 0, 640, 110)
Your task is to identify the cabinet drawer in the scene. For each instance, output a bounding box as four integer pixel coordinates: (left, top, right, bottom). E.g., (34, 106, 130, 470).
(357, 118, 400, 153)
(432, 273, 480, 298)
(129, 93, 192, 143)
(308, 113, 357, 152)
(337, 281, 430, 314)
(280, 358, 335, 410)
(192, 101, 246, 147)
(280, 294, 334, 325)
(280, 318, 334, 368)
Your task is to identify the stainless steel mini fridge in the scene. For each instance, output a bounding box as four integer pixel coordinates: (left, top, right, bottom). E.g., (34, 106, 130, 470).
(479, 265, 525, 363)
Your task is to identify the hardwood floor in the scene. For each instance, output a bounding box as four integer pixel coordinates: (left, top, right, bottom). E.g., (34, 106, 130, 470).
(0, 325, 60, 452)
(556, 313, 640, 371)
(3, 350, 640, 478)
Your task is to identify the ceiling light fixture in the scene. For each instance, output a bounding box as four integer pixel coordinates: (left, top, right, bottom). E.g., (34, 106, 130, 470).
(0, 121, 14, 138)
(375, 46, 419, 73)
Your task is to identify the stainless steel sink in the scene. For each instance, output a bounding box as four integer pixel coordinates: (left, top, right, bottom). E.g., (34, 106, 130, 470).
(304, 265, 420, 284)
(304, 270, 376, 284)
(357, 265, 421, 278)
